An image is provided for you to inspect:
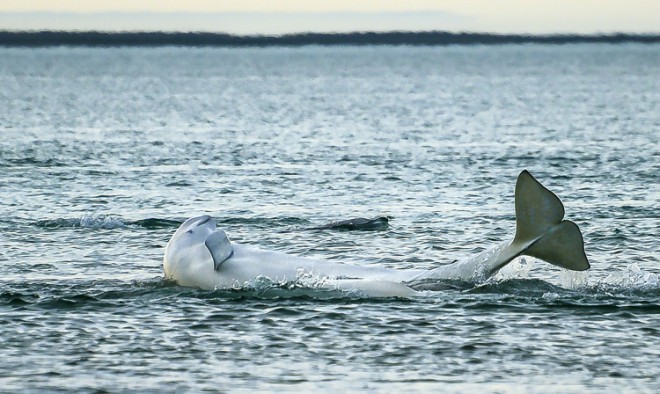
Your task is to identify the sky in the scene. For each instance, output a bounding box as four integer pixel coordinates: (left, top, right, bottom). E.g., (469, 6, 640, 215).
(1, 0, 658, 34)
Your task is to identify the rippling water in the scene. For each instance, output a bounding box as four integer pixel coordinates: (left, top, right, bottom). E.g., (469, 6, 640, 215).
(1, 45, 658, 392)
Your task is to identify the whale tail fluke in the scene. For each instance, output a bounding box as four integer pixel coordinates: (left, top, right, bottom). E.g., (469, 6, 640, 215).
(525, 220, 589, 271)
(513, 170, 589, 272)
(409, 170, 590, 283)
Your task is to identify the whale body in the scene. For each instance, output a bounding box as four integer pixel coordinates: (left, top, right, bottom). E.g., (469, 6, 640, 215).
(163, 171, 590, 296)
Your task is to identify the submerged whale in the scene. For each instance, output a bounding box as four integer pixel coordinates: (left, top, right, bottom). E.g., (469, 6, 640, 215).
(163, 171, 589, 296)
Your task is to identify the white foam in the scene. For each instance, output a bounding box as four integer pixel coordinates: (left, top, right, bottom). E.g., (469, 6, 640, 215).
(559, 269, 589, 290)
(602, 263, 659, 289)
(491, 256, 533, 281)
(76, 216, 127, 229)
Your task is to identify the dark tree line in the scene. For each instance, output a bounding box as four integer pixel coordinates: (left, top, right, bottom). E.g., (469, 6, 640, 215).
(1, 31, 658, 47)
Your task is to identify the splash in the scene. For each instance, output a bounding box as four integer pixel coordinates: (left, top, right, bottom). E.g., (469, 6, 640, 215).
(491, 257, 533, 281)
(294, 268, 336, 290)
(557, 263, 659, 296)
(559, 269, 589, 290)
(34, 216, 181, 229)
(224, 269, 335, 292)
(35, 216, 128, 229)
(602, 263, 659, 289)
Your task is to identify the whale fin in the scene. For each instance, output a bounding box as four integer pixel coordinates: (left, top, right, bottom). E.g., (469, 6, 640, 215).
(205, 230, 234, 271)
(512, 170, 589, 271)
(514, 170, 565, 242)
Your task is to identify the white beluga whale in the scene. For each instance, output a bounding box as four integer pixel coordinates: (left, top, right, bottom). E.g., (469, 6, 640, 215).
(163, 171, 589, 296)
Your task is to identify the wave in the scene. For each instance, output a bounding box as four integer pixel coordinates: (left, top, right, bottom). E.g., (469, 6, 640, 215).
(2, 157, 68, 168)
(33, 216, 182, 230)
(3, 265, 657, 311)
(31, 216, 303, 230)
(34, 216, 131, 229)
(409, 258, 660, 297)
(31, 215, 389, 231)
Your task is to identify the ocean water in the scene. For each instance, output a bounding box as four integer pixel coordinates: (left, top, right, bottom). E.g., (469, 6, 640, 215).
(0, 44, 658, 392)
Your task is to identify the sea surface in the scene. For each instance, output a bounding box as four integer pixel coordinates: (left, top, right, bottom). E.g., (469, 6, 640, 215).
(0, 44, 658, 393)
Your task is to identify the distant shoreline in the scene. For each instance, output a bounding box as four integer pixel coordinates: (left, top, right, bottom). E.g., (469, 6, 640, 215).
(1, 31, 658, 47)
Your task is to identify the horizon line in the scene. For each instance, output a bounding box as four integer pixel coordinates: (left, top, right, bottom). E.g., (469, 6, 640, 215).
(2, 30, 660, 36)
(1, 31, 658, 47)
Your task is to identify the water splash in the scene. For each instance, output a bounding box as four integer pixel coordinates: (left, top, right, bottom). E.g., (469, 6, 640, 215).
(602, 263, 659, 289)
(35, 216, 129, 229)
(492, 256, 533, 281)
(558, 268, 589, 290)
(33, 216, 183, 229)
(225, 269, 335, 293)
(294, 268, 336, 290)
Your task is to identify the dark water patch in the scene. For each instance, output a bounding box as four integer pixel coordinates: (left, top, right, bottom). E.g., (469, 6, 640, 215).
(0, 278, 376, 305)
(467, 278, 566, 296)
(83, 169, 119, 176)
(0, 278, 177, 311)
(132, 218, 182, 229)
(408, 278, 471, 292)
(617, 205, 660, 219)
(9, 264, 61, 276)
(33, 216, 181, 230)
(0, 291, 40, 306)
(383, 175, 403, 181)
(36, 294, 104, 309)
(31, 215, 393, 231)
(0, 290, 113, 310)
(218, 216, 311, 228)
(537, 299, 660, 314)
(305, 216, 390, 231)
(157, 284, 421, 304)
(3, 157, 68, 168)
(147, 278, 660, 308)
(164, 180, 194, 187)
(407, 278, 660, 313)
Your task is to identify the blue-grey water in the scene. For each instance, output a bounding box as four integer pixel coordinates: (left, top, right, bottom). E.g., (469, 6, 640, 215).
(0, 45, 658, 393)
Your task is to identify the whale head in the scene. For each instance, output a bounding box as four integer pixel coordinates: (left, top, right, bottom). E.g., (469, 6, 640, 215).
(171, 215, 217, 245)
(163, 215, 233, 288)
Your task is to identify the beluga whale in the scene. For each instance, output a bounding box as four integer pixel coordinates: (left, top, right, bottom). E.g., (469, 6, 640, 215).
(163, 171, 590, 296)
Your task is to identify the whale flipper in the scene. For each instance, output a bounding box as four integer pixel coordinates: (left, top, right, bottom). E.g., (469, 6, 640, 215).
(205, 230, 234, 271)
